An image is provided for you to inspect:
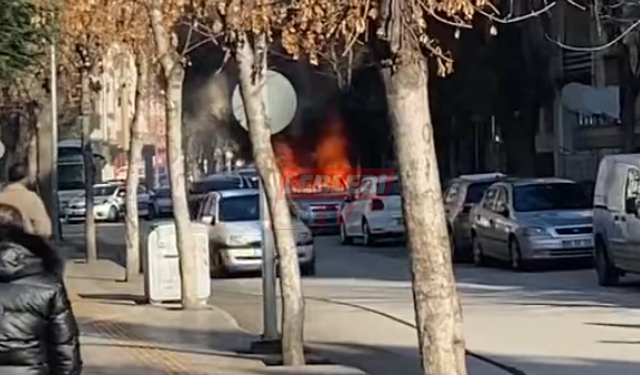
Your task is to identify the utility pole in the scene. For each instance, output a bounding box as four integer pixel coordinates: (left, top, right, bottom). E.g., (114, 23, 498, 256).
(38, 41, 60, 242)
(259, 181, 278, 342)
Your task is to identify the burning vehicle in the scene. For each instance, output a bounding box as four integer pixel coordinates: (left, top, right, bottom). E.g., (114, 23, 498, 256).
(271, 110, 394, 233)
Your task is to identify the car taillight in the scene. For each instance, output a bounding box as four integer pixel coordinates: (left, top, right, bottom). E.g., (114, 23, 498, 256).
(371, 199, 385, 211)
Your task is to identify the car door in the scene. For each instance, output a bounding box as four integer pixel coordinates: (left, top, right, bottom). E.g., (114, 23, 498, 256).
(137, 185, 149, 213)
(472, 186, 498, 254)
(347, 178, 375, 234)
(621, 165, 640, 271)
(487, 187, 513, 260)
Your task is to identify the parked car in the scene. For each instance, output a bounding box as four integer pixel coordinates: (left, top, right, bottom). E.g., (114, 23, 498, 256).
(339, 175, 403, 246)
(236, 168, 259, 187)
(188, 173, 254, 218)
(194, 189, 316, 276)
(470, 178, 593, 270)
(63, 183, 154, 222)
(151, 185, 172, 217)
(593, 154, 640, 286)
(443, 172, 507, 262)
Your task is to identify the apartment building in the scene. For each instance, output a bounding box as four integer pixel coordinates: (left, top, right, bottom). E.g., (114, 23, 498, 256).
(548, 2, 625, 181)
(96, 44, 166, 182)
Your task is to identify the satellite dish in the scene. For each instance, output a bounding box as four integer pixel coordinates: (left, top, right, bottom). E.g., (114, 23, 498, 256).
(232, 70, 297, 134)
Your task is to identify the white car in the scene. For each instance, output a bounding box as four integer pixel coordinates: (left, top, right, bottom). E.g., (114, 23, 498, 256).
(63, 183, 154, 222)
(339, 176, 404, 246)
(195, 189, 316, 276)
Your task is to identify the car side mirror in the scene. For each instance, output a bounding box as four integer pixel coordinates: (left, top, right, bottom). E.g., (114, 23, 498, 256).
(496, 204, 510, 217)
(625, 197, 639, 215)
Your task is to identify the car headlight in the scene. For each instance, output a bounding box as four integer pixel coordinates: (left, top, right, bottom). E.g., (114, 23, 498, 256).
(522, 227, 548, 237)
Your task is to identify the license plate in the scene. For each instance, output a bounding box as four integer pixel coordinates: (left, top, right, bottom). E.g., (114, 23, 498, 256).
(562, 239, 591, 248)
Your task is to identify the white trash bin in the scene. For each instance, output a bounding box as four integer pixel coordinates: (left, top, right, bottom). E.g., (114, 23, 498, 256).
(144, 221, 211, 304)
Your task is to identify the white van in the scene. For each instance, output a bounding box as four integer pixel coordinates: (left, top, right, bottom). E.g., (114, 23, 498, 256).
(593, 154, 640, 286)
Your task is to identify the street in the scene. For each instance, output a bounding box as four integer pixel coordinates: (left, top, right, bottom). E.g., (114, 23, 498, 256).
(64, 221, 640, 375)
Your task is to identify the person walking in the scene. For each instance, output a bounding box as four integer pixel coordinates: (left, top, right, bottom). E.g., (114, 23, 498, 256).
(0, 203, 82, 375)
(0, 162, 52, 238)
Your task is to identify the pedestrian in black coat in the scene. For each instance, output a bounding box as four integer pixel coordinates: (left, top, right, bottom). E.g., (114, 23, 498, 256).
(0, 203, 82, 375)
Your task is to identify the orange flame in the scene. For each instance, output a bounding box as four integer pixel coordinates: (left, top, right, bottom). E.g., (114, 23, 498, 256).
(273, 109, 352, 192)
(314, 111, 351, 189)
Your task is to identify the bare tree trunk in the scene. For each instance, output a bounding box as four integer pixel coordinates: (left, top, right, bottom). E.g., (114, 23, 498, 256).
(149, 2, 202, 309)
(125, 51, 148, 281)
(235, 32, 305, 366)
(81, 70, 97, 263)
(381, 55, 467, 375)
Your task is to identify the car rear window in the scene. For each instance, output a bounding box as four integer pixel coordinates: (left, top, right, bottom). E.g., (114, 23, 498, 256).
(465, 182, 495, 204)
(190, 177, 243, 194)
(377, 180, 401, 196)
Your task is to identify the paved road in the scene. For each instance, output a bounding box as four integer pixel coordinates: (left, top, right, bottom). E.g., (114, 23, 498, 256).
(64, 222, 640, 375)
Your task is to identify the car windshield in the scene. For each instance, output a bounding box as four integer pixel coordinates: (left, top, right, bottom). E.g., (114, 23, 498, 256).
(465, 182, 495, 204)
(155, 188, 171, 198)
(513, 183, 591, 212)
(94, 185, 118, 196)
(218, 195, 259, 222)
(191, 177, 242, 194)
(376, 180, 401, 196)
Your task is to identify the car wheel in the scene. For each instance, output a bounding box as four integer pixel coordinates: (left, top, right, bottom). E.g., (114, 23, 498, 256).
(108, 206, 119, 222)
(509, 238, 528, 271)
(340, 220, 353, 245)
(301, 258, 316, 276)
(595, 240, 619, 287)
(362, 220, 376, 247)
(472, 235, 485, 267)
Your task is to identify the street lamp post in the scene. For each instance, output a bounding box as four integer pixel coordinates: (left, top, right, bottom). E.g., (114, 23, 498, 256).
(50, 42, 60, 242)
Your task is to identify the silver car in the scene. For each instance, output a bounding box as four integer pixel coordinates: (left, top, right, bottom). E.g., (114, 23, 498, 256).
(194, 189, 316, 276)
(470, 178, 593, 270)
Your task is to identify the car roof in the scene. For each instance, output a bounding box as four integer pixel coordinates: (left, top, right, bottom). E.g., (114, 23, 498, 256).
(94, 183, 119, 188)
(601, 153, 640, 165)
(201, 173, 243, 181)
(215, 189, 258, 199)
(457, 172, 506, 181)
(508, 177, 576, 187)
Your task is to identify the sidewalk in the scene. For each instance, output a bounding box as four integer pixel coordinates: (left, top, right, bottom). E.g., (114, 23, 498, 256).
(60, 241, 511, 375)
(63, 258, 266, 375)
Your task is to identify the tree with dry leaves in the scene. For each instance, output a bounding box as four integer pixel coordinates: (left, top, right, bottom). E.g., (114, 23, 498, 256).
(251, 0, 552, 374)
(147, 0, 205, 309)
(193, 1, 309, 363)
(57, 0, 122, 263)
(113, 2, 156, 282)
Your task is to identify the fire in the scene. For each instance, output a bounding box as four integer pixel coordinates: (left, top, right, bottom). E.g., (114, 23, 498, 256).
(273, 109, 353, 192)
(314, 111, 351, 190)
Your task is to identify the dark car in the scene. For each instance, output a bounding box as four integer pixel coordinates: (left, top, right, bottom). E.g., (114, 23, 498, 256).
(188, 174, 253, 218)
(444, 173, 507, 262)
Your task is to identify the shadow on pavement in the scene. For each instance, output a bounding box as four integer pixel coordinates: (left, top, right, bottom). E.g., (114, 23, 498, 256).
(77, 293, 147, 305)
(77, 317, 640, 375)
